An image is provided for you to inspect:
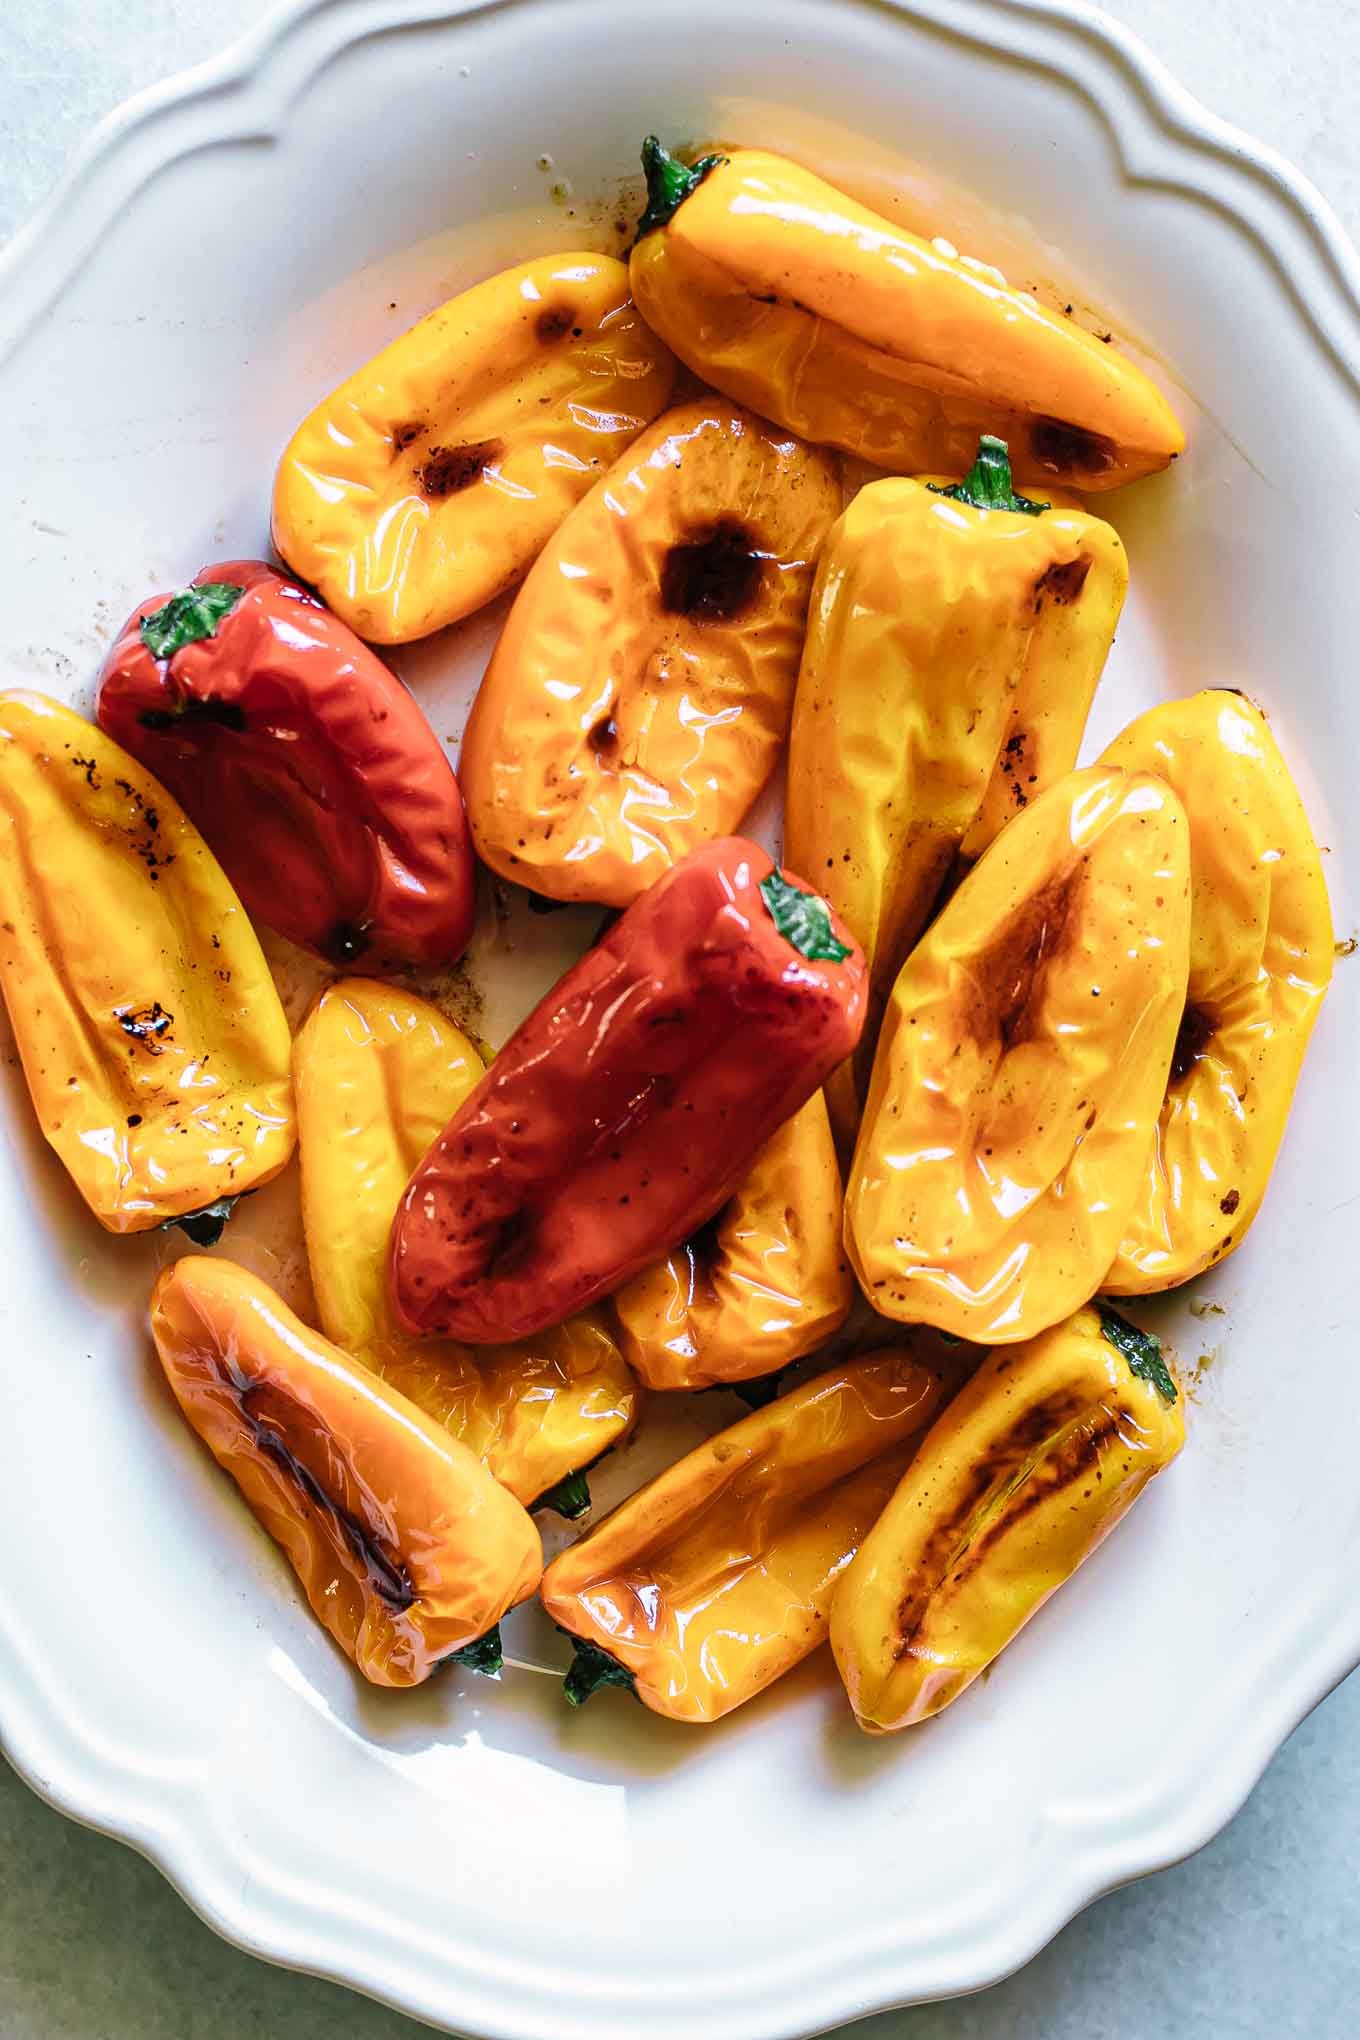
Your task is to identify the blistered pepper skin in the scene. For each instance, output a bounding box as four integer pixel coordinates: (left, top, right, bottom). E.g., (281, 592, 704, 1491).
(613, 1090, 852, 1389)
(273, 254, 675, 643)
(151, 1257, 543, 1688)
(1098, 692, 1334, 1291)
(786, 473, 1126, 1141)
(845, 768, 1191, 1343)
(97, 561, 474, 971)
(390, 838, 866, 1345)
(831, 1305, 1184, 1731)
(629, 147, 1185, 488)
(461, 399, 841, 907)
(294, 979, 638, 1505)
(541, 1350, 944, 1722)
(0, 691, 294, 1234)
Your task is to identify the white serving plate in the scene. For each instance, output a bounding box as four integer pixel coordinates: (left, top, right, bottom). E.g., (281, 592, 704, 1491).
(0, 2, 1357, 2035)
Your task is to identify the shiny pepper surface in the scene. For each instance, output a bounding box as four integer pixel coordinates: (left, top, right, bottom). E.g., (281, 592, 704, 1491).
(613, 1090, 852, 1389)
(542, 1349, 944, 1722)
(293, 978, 638, 1507)
(831, 1304, 1184, 1731)
(273, 254, 675, 643)
(629, 143, 1185, 489)
(0, 691, 294, 1234)
(151, 1257, 543, 1687)
(390, 838, 866, 1345)
(845, 767, 1191, 1343)
(97, 561, 474, 971)
(461, 398, 841, 906)
(786, 448, 1126, 1140)
(1099, 691, 1333, 1291)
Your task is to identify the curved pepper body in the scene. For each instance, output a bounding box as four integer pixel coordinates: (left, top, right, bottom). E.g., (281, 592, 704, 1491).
(830, 1304, 1184, 1730)
(461, 398, 841, 906)
(150, 1256, 543, 1687)
(541, 1349, 944, 1722)
(629, 148, 1184, 488)
(390, 838, 866, 1345)
(273, 254, 675, 643)
(97, 561, 474, 971)
(786, 474, 1125, 1140)
(1098, 691, 1334, 1291)
(0, 691, 294, 1234)
(293, 978, 638, 1505)
(613, 1089, 852, 1389)
(845, 767, 1191, 1343)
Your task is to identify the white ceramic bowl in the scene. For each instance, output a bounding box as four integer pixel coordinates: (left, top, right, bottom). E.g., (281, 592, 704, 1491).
(1, 3, 1357, 2036)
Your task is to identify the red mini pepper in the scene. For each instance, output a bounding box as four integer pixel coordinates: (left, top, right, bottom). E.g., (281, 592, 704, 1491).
(97, 559, 475, 971)
(388, 836, 866, 1344)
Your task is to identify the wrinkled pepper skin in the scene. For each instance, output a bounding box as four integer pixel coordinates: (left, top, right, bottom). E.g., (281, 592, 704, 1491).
(786, 465, 1126, 1141)
(460, 399, 841, 907)
(1099, 691, 1334, 1291)
(613, 1090, 852, 1389)
(830, 1304, 1184, 1731)
(151, 1257, 543, 1687)
(541, 1349, 945, 1722)
(845, 767, 1191, 1343)
(390, 838, 866, 1345)
(0, 691, 294, 1234)
(273, 254, 675, 643)
(293, 978, 638, 1505)
(629, 145, 1184, 489)
(97, 561, 474, 971)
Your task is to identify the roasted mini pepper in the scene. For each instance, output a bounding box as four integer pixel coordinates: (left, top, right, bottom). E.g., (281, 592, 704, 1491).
(390, 837, 866, 1345)
(541, 1348, 945, 1722)
(831, 1303, 1184, 1731)
(612, 1089, 852, 1390)
(460, 398, 841, 906)
(629, 141, 1185, 488)
(1098, 691, 1334, 1291)
(845, 767, 1191, 1343)
(97, 561, 475, 971)
(273, 254, 675, 643)
(293, 977, 639, 1510)
(0, 691, 294, 1237)
(151, 1256, 542, 1687)
(786, 438, 1127, 1141)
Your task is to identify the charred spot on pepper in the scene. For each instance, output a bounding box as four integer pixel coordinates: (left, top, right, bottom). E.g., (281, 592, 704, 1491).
(660, 522, 763, 622)
(1029, 416, 1118, 478)
(534, 304, 577, 342)
(391, 421, 424, 453)
(116, 1001, 173, 1055)
(1170, 1003, 1217, 1084)
(1220, 1188, 1241, 1216)
(137, 697, 247, 734)
(417, 439, 505, 497)
(1034, 555, 1093, 607)
(589, 715, 620, 756)
(979, 873, 1079, 1051)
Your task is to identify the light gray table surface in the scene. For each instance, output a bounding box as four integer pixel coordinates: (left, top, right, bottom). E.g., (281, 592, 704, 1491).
(1, 3, 1357, 2036)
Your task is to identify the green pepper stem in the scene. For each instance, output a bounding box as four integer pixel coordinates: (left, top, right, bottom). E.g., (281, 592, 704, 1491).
(166, 1195, 240, 1247)
(533, 1468, 592, 1520)
(1095, 1301, 1178, 1406)
(560, 1631, 637, 1707)
(449, 1625, 503, 1676)
(930, 435, 1050, 517)
(634, 136, 727, 242)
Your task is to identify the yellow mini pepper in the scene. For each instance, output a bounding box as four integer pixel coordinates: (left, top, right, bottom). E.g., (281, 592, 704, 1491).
(293, 978, 639, 1512)
(0, 691, 294, 1237)
(1099, 691, 1334, 1291)
(460, 398, 841, 907)
(831, 1303, 1184, 1731)
(786, 438, 1127, 1140)
(845, 766, 1191, 1344)
(629, 141, 1185, 488)
(541, 1349, 944, 1722)
(612, 1090, 852, 1390)
(273, 253, 675, 643)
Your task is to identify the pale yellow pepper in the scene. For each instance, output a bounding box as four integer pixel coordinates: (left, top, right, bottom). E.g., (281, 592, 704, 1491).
(845, 766, 1191, 1343)
(831, 1303, 1184, 1731)
(612, 1091, 852, 1390)
(293, 978, 639, 1511)
(273, 254, 675, 643)
(1099, 691, 1334, 1291)
(630, 142, 1184, 487)
(0, 691, 294, 1235)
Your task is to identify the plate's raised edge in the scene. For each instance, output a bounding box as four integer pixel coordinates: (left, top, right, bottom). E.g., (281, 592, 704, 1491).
(1, 2, 1359, 2035)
